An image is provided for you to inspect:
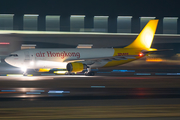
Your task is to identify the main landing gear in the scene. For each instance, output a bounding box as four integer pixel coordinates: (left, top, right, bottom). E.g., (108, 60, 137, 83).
(65, 72, 75, 75)
(84, 66, 95, 76)
(65, 71, 95, 76)
(85, 71, 95, 76)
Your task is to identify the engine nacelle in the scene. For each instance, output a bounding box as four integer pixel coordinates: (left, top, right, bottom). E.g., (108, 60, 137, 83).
(66, 62, 87, 72)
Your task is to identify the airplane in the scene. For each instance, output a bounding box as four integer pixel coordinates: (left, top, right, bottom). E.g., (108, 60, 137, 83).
(5, 19, 159, 76)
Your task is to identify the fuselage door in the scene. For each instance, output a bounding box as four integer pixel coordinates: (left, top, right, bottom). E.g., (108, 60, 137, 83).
(24, 51, 31, 61)
(24, 51, 35, 68)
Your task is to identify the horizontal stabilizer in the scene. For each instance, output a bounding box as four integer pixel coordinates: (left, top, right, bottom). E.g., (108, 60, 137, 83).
(142, 49, 173, 54)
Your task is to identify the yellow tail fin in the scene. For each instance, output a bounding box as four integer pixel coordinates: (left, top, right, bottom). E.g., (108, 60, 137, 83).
(125, 19, 159, 49)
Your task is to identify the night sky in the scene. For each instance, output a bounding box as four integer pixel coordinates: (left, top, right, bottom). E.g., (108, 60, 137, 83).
(0, 0, 179, 16)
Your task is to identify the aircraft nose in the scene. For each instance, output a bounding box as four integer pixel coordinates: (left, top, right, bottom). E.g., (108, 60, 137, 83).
(5, 57, 12, 65)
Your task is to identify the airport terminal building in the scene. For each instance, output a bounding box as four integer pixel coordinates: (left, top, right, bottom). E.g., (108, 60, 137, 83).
(0, 0, 180, 34)
(0, 0, 180, 55)
(1, 14, 179, 34)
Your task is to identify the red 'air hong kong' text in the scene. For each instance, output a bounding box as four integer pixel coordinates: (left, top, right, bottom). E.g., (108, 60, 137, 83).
(36, 51, 80, 59)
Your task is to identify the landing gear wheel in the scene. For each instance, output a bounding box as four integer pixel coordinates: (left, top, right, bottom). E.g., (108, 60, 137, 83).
(90, 72, 95, 76)
(23, 73, 28, 76)
(85, 72, 95, 76)
(65, 72, 69, 75)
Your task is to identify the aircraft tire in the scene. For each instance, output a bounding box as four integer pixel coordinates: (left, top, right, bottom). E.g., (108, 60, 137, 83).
(23, 73, 28, 76)
(85, 72, 95, 76)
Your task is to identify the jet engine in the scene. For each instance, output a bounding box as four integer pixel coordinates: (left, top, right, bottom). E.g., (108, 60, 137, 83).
(66, 62, 87, 72)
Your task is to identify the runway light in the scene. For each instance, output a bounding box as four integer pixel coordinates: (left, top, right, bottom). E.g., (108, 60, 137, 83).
(146, 58, 163, 62)
(112, 70, 135, 72)
(1, 90, 16, 92)
(167, 73, 180, 75)
(48, 91, 64, 93)
(135, 73, 151, 75)
(91, 86, 105, 88)
(48, 90, 70, 94)
(155, 73, 167, 75)
(26, 92, 41, 94)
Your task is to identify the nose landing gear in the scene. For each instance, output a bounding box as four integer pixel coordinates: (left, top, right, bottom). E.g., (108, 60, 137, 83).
(21, 67, 28, 76)
(23, 72, 28, 76)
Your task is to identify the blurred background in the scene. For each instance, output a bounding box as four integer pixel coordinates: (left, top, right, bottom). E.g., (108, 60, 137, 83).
(0, 0, 180, 120)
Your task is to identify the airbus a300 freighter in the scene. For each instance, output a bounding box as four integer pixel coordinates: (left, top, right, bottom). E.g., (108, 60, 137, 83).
(5, 20, 159, 76)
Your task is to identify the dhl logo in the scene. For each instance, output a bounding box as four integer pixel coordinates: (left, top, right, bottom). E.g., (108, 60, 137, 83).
(117, 53, 129, 56)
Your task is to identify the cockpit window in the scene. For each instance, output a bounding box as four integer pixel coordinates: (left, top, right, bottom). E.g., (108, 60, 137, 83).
(9, 54, 18, 57)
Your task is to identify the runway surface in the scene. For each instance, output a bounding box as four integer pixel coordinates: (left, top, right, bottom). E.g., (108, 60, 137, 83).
(0, 75, 180, 88)
(0, 75, 180, 101)
(0, 69, 180, 119)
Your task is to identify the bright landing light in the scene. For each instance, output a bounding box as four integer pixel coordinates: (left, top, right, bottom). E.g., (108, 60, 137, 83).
(30, 61, 34, 65)
(21, 67, 27, 72)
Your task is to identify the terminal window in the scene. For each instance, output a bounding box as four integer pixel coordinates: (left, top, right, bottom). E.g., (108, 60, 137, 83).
(23, 14, 38, 31)
(163, 17, 177, 34)
(140, 17, 155, 30)
(46, 15, 60, 31)
(0, 14, 13, 30)
(117, 16, 131, 33)
(94, 16, 108, 33)
(70, 15, 84, 32)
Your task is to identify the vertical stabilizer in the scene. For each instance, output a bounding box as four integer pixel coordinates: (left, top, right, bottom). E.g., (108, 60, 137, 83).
(125, 19, 159, 49)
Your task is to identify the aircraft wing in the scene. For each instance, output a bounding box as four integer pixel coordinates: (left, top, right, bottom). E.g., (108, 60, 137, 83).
(63, 55, 138, 62)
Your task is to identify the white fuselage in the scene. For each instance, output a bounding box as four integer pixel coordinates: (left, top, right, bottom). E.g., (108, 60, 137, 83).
(5, 48, 115, 69)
